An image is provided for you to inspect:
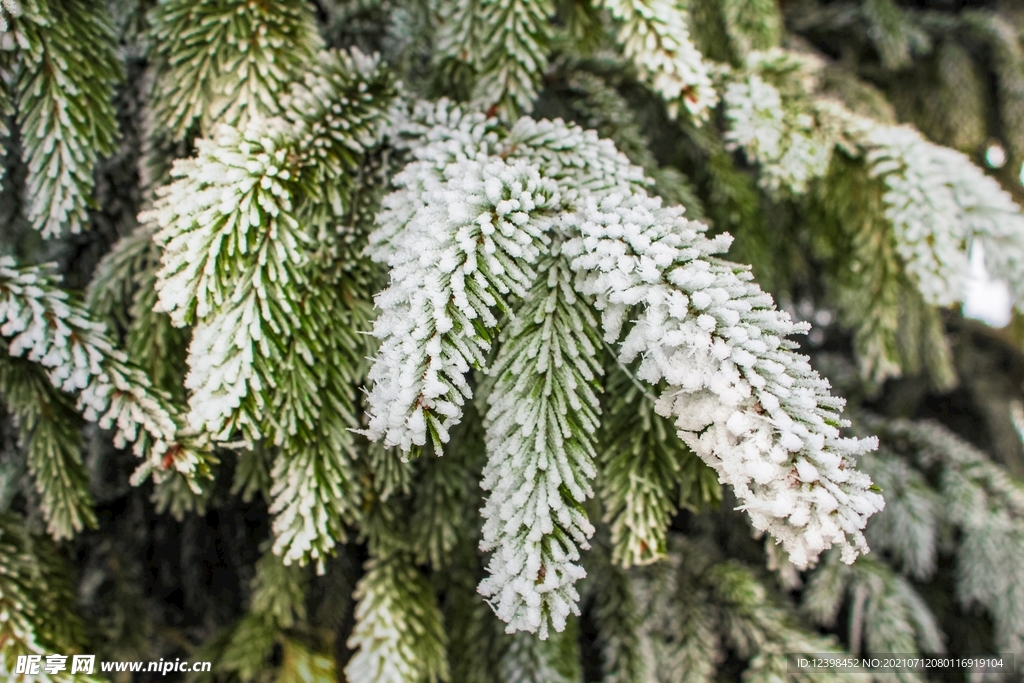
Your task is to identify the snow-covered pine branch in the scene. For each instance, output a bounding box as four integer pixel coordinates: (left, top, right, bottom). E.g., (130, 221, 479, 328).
(152, 49, 392, 441)
(0, 514, 103, 683)
(365, 109, 882, 637)
(856, 415, 1024, 652)
(722, 48, 1024, 316)
(600, 0, 716, 121)
(151, 116, 310, 440)
(151, 49, 394, 567)
(367, 102, 507, 257)
(503, 119, 883, 570)
(804, 551, 944, 664)
(2, 0, 120, 237)
(0, 355, 94, 541)
(723, 51, 839, 196)
(497, 628, 582, 683)
(432, 0, 485, 100)
(362, 110, 557, 452)
(860, 121, 1024, 309)
(345, 552, 449, 683)
(478, 257, 603, 638)
(562, 189, 883, 569)
(147, 0, 323, 140)
(0, 258, 209, 490)
(597, 365, 721, 568)
(517, 121, 880, 569)
(633, 535, 858, 683)
(470, 0, 552, 120)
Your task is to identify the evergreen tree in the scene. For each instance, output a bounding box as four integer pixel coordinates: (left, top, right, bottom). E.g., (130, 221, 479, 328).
(2, 0, 1024, 681)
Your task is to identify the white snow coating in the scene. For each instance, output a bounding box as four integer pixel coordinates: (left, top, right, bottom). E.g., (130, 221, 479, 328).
(364, 108, 883, 637)
(963, 242, 1012, 328)
(363, 149, 557, 451)
(562, 190, 884, 569)
(724, 71, 835, 195)
(861, 121, 1024, 312)
(345, 556, 447, 683)
(0, 257, 200, 480)
(150, 118, 309, 441)
(600, 0, 716, 121)
(478, 259, 602, 638)
(720, 50, 1024, 322)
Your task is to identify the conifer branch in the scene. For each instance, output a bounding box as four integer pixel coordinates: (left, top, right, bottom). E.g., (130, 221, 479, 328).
(87, 223, 189, 398)
(598, 364, 720, 567)
(0, 513, 98, 682)
(805, 552, 944, 667)
(432, 0, 486, 101)
(723, 51, 839, 196)
(153, 49, 391, 441)
(470, 0, 552, 120)
(859, 119, 1024, 309)
(719, 0, 783, 61)
(410, 436, 475, 570)
(563, 71, 705, 214)
(147, 0, 323, 140)
(6, 0, 120, 237)
(633, 536, 858, 683)
(345, 551, 449, 683)
(7, 2, 1024, 681)
(151, 117, 318, 440)
(367, 111, 883, 637)
(858, 450, 940, 581)
(599, 0, 716, 121)
(811, 153, 905, 387)
(0, 356, 93, 540)
(363, 116, 556, 452)
(219, 545, 308, 681)
(0, 257, 211, 489)
(721, 47, 1024, 384)
(478, 256, 602, 638)
(151, 49, 394, 567)
(859, 415, 1024, 651)
(497, 626, 582, 683)
(561, 188, 883, 568)
(723, 48, 1024, 313)
(502, 116, 649, 199)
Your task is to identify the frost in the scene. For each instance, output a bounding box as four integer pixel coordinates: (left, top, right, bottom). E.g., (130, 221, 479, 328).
(562, 191, 884, 569)
(861, 121, 1024, 309)
(363, 115, 557, 450)
(722, 49, 1024, 316)
(0, 257, 204, 482)
(723, 51, 838, 195)
(151, 118, 307, 441)
(365, 110, 883, 638)
(600, 0, 716, 121)
(478, 259, 602, 638)
(150, 51, 393, 567)
(345, 554, 448, 683)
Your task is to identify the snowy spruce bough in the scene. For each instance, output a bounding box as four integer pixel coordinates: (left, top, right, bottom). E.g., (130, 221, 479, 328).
(4, 0, 1024, 681)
